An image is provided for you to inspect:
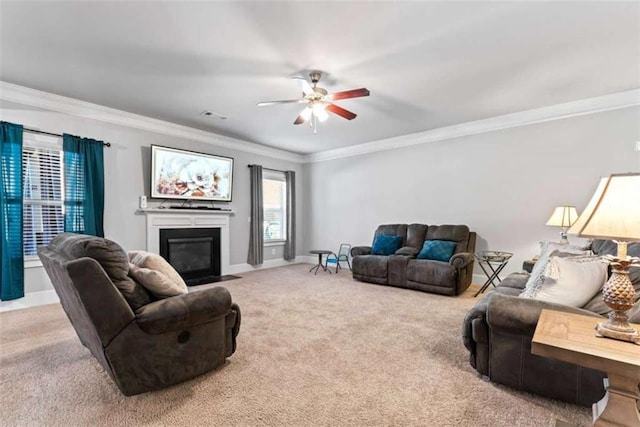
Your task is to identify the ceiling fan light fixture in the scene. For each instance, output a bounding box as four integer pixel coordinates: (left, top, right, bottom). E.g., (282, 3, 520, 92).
(258, 71, 370, 132)
(300, 106, 312, 121)
(315, 107, 329, 122)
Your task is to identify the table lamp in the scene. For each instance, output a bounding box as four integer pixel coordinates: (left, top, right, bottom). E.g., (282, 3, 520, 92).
(545, 206, 579, 244)
(569, 173, 640, 345)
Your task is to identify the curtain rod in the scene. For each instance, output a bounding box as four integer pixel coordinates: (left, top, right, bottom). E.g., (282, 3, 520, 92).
(247, 164, 287, 173)
(24, 128, 111, 147)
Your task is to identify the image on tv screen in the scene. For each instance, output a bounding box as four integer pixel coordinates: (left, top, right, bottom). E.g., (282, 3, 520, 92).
(151, 145, 233, 202)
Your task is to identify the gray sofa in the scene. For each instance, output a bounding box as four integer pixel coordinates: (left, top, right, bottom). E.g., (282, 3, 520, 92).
(38, 233, 241, 396)
(351, 224, 476, 296)
(462, 239, 640, 406)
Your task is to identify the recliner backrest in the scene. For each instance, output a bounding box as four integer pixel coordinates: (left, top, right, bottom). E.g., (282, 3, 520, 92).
(406, 224, 428, 249)
(426, 225, 472, 253)
(373, 224, 408, 246)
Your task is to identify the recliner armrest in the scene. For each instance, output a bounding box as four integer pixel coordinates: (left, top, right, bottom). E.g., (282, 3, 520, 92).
(395, 246, 419, 257)
(351, 246, 371, 256)
(487, 293, 602, 337)
(135, 286, 232, 334)
(449, 252, 474, 269)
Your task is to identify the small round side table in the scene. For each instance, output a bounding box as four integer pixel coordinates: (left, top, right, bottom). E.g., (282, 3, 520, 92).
(309, 250, 333, 275)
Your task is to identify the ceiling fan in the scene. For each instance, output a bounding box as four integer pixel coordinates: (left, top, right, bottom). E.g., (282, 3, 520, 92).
(257, 71, 370, 133)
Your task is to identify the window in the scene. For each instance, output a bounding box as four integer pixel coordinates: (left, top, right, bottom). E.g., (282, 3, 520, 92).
(263, 170, 287, 242)
(22, 135, 64, 257)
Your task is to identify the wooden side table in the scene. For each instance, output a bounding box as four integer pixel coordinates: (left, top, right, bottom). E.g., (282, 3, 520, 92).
(532, 309, 640, 426)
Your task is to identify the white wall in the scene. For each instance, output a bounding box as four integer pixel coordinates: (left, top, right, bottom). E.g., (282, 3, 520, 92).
(303, 107, 640, 278)
(0, 102, 306, 294)
(3, 99, 640, 297)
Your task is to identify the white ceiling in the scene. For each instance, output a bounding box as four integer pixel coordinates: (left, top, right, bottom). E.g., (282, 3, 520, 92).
(1, 1, 639, 155)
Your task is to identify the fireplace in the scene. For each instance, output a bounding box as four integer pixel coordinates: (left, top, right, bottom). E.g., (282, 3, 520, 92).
(159, 228, 221, 286)
(140, 208, 232, 279)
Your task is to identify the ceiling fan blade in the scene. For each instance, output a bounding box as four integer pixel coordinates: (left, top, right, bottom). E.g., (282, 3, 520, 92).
(292, 76, 315, 96)
(293, 115, 305, 125)
(328, 88, 370, 101)
(257, 99, 307, 107)
(326, 103, 357, 120)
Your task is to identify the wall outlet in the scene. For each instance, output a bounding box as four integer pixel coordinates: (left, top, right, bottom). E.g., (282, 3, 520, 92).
(139, 195, 147, 209)
(635, 141, 640, 152)
(271, 248, 276, 255)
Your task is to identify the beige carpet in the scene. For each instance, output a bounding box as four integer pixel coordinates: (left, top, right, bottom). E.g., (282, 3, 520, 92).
(0, 264, 590, 426)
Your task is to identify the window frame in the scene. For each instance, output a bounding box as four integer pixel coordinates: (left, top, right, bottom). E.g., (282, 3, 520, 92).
(262, 170, 287, 244)
(22, 133, 64, 264)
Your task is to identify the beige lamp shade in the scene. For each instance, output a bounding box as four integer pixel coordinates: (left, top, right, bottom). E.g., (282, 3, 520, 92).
(545, 206, 579, 227)
(568, 173, 640, 241)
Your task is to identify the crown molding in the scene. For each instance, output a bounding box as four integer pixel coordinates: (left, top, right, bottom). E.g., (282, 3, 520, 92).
(3, 81, 637, 165)
(0, 81, 305, 164)
(303, 89, 640, 163)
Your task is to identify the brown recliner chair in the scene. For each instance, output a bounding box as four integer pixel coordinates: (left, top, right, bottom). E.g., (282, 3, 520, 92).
(38, 233, 241, 396)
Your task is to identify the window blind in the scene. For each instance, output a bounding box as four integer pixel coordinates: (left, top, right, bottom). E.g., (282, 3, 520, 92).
(263, 172, 287, 241)
(22, 137, 64, 256)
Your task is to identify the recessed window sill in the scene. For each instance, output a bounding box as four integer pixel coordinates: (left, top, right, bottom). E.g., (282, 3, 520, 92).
(264, 241, 286, 247)
(24, 257, 43, 269)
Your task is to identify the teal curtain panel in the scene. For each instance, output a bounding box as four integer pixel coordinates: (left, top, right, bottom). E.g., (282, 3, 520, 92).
(0, 121, 24, 300)
(63, 134, 105, 237)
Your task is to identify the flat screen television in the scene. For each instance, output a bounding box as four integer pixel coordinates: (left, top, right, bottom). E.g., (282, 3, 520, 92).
(150, 145, 234, 202)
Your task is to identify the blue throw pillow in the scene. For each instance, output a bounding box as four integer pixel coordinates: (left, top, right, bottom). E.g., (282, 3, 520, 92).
(371, 235, 403, 256)
(417, 240, 457, 262)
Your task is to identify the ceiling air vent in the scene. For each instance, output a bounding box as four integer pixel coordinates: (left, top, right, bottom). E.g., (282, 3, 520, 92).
(200, 110, 228, 120)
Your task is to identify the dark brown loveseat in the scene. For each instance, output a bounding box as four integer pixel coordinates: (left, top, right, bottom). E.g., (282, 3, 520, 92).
(38, 233, 241, 396)
(351, 224, 476, 296)
(462, 239, 640, 406)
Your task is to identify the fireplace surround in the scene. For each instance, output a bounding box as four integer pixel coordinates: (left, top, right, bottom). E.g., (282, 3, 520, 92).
(139, 208, 232, 281)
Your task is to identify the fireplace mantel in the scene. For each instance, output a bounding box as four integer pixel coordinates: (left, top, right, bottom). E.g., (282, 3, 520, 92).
(137, 208, 232, 275)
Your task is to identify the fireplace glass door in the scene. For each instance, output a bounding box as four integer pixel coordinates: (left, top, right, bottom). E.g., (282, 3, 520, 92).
(159, 228, 221, 286)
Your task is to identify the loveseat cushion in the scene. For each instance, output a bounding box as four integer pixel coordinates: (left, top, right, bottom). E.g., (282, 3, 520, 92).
(406, 259, 456, 287)
(371, 235, 403, 255)
(497, 272, 529, 290)
(48, 233, 152, 310)
(352, 255, 389, 278)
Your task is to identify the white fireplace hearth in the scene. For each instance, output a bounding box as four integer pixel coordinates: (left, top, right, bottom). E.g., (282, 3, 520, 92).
(137, 208, 233, 276)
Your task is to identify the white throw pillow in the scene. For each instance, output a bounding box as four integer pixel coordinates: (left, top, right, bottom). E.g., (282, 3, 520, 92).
(520, 247, 591, 298)
(128, 251, 188, 294)
(533, 256, 607, 307)
(128, 263, 188, 299)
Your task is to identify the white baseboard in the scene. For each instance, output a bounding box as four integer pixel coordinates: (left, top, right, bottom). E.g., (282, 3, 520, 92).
(2, 257, 318, 313)
(227, 256, 315, 275)
(0, 289, 59, 312)
(472, 273, 488, 286)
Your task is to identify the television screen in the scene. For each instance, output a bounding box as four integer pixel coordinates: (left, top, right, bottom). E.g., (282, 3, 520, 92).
(151, 145, 234, 202)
